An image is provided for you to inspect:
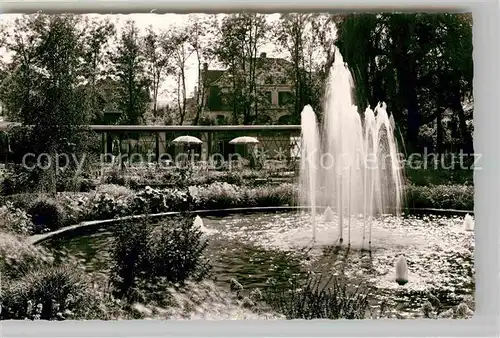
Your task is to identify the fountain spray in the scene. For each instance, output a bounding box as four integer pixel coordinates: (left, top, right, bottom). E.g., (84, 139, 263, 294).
(299, 47, 404, 248)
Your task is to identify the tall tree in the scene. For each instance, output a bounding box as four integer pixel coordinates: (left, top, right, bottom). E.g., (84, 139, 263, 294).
(0, 14, 94, 194)
(143, 26, 173, 119)
(81, 17, 116, 123)
(110, 20, 150, 125)
(214, 13, 270, 124)
(169, 27, 193, 125)
(335, 13, 473, 153)
(186, 14, 217, 125)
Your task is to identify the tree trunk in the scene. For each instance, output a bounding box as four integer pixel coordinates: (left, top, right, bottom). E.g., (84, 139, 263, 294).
(435, 106, 444, 155)
(391, 20, 421, 153)
(452, 92, 473, 154)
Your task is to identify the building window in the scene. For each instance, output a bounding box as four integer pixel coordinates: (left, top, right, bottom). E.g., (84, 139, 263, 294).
(216, 115, 226, 125)
(278, 91, 293, 106)
(265, 91, 272, 104)
(207, 86, 222, 111)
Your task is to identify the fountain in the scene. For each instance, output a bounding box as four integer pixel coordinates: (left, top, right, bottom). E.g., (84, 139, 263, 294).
(299, 47, 404, 248)
(322, 206, 335, 222)
(395, 255, 409, 285)
(463, 213, 474, 231)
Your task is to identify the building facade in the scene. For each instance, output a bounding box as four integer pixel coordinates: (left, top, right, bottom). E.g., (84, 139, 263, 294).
(199, 53, 296, 125)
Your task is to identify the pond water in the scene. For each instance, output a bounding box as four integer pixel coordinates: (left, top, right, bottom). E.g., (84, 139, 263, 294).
(45, 210, 474, 318)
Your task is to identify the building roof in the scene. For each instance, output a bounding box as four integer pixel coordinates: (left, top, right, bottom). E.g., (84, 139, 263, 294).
(204, 55, 294, 87)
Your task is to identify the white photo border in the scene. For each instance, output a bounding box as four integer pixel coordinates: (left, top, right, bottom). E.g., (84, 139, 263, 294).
(0, 0, 498, 337)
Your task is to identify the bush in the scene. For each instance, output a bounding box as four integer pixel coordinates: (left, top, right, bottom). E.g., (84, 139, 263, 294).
(96, 184, 134, 200)
(0, 231, 125, 320)
(405, 184, 474, 210)
(111, 215, 210, 300)
(90, 193, 130, 220)
(104, 167, 127, 186)
(0, 166, 38, 195)
(28, 198, 66, 233)
(189, 182, 243, 209)
(0, 232, 54, 279)
(0, 201, 34, 235)
(247, 183, 297, 207)
(264, 274, 370, 319)
(0, 263, 107, 320)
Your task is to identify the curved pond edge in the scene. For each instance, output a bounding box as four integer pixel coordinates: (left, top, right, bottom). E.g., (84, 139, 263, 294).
(30, 205, 474, 245)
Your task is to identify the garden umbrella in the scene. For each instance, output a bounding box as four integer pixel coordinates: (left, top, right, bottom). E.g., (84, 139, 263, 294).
(229, 136, 260, 168)
(172, 135, 203, 166)
(229, 136, 260, 144)
(172, 135, 203, 145)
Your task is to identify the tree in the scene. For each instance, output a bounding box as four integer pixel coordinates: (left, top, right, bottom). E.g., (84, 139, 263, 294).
(110, 20, 150, 125)
(0, 14, 95, 194)
(186, 14, 217, 125)
(335, 13, 473, 153)
(214, 13, 270, 124)
(143, 26, 174, 119)
(80, 17, 116, 123)
(169, 27, 193, 125)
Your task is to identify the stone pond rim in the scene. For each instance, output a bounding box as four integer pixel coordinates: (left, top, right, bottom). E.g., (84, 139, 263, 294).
(30, 205, 474, 246)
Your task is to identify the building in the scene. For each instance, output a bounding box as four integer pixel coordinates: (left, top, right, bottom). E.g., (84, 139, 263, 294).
(198, 52, 296, 125)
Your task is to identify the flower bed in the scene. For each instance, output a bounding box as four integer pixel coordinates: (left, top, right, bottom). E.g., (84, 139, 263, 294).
(0, 182, 473, 236)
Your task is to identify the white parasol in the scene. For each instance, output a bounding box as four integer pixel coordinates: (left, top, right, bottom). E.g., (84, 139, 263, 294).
(229, 136, 260, 144)
(172, 135, 203, 144)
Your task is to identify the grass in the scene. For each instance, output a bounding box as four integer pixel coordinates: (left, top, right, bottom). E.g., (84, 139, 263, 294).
(264, 273, 371, 319)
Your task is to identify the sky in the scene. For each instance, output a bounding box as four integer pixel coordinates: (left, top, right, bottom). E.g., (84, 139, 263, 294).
(0, 13, 283, 105)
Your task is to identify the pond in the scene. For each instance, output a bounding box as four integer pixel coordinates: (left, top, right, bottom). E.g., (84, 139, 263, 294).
(44, 210, 474, 318)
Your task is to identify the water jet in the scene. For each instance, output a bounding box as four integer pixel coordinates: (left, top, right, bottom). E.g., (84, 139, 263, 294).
(395, 255, 409, 285)
(463, 213, 474, 231)
(299, 47, 404, 247)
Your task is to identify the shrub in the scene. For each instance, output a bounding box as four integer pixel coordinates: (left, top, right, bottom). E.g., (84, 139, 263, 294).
(130, 186, 167, 214)
(264, 274, 370, 319)
(405, 184, 474, 210)
(90, 193, 130, 220)
(96, 184, 134, 200)
(0, 166, 38, 195)
(190, 182, 242, 209)
(0, 263, 105, 320)
(110, 215, 210, 300)
(0, 201, 34, 235)
(0, 232, 54, 279)
(28, 197, 66, 233)
(147, 215, 210, 283)
(247, 183, 297, 207)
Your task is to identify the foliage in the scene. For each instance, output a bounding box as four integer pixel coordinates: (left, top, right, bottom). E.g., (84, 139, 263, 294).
(213, 13, 271, 124)
(27, 197, 66, 233)
(404, 166, 473, 186)
(0, 201, 34, 235)
(264, 273, 370, 319)
(0, 164, 37, 195)
(0, 232, 54, 279)
(90, 192, 130, 220)
(0, 263, 106, 320)
(109, 20, 151, 125)
(0, 14, 99, 195)
(405, 184, 473, 210)
(110, 215, 210, 300)
(336, 13, 473, 153)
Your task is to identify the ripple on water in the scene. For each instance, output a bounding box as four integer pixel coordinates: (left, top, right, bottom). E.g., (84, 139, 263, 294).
(201, 211, 474, 315)
(50, 211, 474, 318)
